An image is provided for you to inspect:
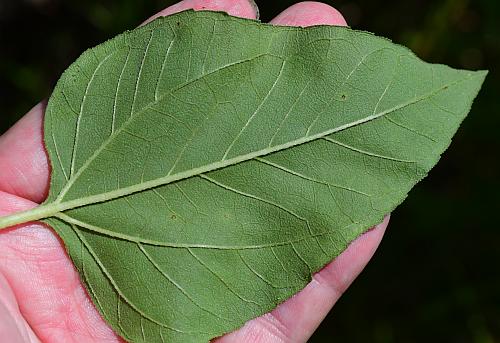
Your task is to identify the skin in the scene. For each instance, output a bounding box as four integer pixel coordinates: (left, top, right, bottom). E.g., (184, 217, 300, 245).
(0, 1, 389, 342)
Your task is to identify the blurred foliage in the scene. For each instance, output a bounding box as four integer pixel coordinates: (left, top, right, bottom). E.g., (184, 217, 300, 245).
(0, 0, 498, 342)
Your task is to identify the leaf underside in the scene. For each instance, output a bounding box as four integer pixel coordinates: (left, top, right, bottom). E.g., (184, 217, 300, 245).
(35, 10, 486, 343)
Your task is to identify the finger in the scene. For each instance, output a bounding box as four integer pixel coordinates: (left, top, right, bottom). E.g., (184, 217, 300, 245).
(270, 1, 347, 27)
(264, 218, 388, 342)
(0, 273, 41, 343)
(216, 3, 386, 342)
(144, 0, 259, 24)
(216, 219, 388, 343)
(0, 102, 49, 204)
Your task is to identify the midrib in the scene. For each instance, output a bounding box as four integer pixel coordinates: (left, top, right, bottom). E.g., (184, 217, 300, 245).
(0, 75, 471, 230)
(60, 75, 469, 207)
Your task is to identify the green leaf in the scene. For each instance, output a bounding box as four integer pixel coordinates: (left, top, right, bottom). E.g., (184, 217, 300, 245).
(0, 10, 486, 343)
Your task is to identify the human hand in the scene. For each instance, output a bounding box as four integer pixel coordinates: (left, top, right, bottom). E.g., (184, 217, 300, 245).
(0, 1, 389, 342)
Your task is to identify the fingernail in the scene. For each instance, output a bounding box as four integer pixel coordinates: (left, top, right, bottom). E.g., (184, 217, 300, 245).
(247, 0, 260, 20)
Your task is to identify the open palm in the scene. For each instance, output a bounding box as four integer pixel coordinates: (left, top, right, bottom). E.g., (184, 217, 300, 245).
(0, 1, 388, 342)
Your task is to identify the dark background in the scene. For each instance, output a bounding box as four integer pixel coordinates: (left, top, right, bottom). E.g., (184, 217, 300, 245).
(0, 0, 498, 342)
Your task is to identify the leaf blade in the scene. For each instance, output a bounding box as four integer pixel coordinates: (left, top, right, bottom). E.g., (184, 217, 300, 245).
(34, 10, 488, 342)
